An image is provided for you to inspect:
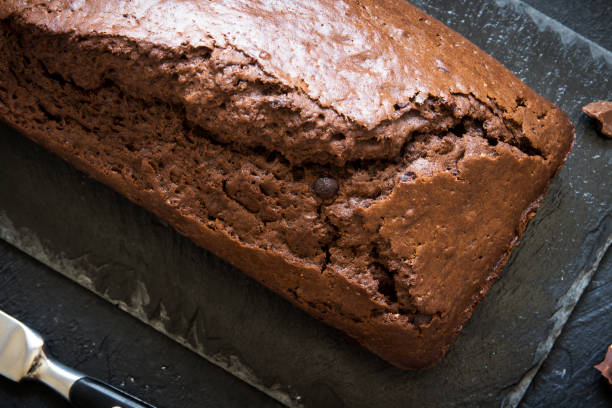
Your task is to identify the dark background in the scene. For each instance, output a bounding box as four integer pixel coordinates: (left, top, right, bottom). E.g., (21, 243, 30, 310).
(1, 1, 611, 407)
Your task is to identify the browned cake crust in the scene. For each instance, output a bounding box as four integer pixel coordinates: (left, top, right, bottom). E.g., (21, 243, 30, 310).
(0, 0, 574, 369)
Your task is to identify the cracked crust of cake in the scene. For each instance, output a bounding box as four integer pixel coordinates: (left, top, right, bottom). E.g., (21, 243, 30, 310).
(0, 0, 575, 369)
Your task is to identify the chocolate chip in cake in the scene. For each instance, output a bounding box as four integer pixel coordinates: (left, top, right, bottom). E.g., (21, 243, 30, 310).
(313, 176, 339, 200)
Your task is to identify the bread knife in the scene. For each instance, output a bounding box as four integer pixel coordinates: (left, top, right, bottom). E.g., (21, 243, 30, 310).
(0, 309, 156, 408)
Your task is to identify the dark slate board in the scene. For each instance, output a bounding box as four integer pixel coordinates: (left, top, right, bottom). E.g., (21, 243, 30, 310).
(0, 0, 610, 407)
(0, 240, 281, 408)
(521, 0, 612, 51)
(521, 247, 612, 408)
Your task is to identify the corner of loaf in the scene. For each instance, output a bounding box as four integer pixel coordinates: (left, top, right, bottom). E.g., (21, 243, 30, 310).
(0, 0, 574, 369)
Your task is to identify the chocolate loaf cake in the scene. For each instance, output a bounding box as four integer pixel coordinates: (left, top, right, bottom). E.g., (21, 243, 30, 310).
(0, 0, 574, 369)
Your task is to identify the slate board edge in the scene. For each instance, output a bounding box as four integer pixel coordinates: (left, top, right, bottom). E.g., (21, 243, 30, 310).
(504, 222, 612, 408)
(497, 0, 612, 63)
(0, 211, 302, 408)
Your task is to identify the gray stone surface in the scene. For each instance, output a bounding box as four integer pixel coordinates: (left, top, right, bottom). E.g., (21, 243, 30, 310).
(0, 240, 281, 408)
(522, 0, 612, 51)
(0, 0, 610, 407)
(522, 247, 612, 408)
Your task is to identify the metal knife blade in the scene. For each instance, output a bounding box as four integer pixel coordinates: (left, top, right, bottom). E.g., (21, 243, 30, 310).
(0, 309, 82, 399)
(0, 309, 156, 407)
(0, 309, 44, 382)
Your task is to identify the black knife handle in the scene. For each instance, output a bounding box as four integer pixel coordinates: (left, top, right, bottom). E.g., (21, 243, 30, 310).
(69, 377, 156, 408)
